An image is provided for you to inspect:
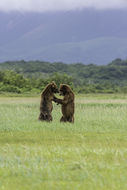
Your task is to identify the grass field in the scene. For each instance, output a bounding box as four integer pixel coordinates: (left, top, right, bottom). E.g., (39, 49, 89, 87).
(0, 94, 127, 190)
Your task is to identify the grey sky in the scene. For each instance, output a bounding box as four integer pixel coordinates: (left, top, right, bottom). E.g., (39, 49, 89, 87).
(0, 0, 127, 12)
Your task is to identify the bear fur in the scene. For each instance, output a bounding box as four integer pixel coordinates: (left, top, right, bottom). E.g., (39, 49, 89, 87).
(54, 84, 74, 123)
(38, 82, 59, 121)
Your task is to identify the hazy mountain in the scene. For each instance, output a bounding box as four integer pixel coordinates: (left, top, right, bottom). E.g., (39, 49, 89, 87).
(0, 9, 127, 64)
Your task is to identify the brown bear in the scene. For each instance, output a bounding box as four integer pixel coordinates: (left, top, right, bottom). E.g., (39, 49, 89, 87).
(54, 84, 75, 123)
(38, 81, 59, 121)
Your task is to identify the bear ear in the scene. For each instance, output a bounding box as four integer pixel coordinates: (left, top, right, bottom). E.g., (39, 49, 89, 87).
(59, 84, 63, 89)
(51, 81, 56, 86)
(60, 84, 64, 87)
(60, 84, 67, 91)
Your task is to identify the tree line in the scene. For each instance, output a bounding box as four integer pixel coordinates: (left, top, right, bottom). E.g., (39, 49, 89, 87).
(0, 58, 127, 94)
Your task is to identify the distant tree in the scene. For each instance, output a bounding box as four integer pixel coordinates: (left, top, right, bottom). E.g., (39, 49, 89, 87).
(3, 70, 27, 88)
(50, 73, 73, 87)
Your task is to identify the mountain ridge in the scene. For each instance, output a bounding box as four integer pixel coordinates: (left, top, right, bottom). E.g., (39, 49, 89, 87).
(1, 37, 127, 65)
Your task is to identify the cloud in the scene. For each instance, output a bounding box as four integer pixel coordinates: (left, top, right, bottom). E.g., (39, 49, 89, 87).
(0, 0, 127, 12)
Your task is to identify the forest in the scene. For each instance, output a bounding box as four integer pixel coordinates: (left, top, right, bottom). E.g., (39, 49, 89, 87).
(0, 58, 127, 94)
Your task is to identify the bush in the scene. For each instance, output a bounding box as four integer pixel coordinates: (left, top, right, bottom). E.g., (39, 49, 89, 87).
(0, 85, 21, 93)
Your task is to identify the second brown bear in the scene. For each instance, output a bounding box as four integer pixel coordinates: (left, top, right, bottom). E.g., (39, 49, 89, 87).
(54, 84, 74, 123)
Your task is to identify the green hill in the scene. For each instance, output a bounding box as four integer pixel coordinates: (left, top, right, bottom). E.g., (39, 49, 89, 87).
(0, 58, 127, 93)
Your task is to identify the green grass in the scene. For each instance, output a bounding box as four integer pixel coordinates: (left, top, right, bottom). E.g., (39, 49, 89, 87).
(0, 94, 127, 190)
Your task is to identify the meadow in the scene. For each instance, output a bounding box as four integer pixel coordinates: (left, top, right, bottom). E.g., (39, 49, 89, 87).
(0, 94, 127, 190)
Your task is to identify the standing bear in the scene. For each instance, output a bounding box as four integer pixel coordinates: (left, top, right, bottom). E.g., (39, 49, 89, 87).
(54, 84, 75, 123)
(38, 82, 59, 121)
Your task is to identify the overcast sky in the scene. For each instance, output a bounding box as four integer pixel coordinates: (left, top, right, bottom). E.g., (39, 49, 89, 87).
(0, 0, 127, 12)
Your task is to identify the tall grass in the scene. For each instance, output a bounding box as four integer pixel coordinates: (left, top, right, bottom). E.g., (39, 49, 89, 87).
(0, 94, 127, 190)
